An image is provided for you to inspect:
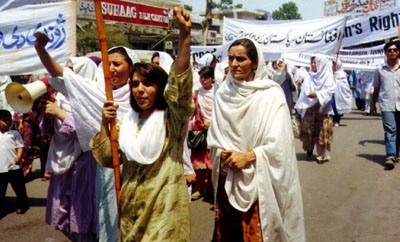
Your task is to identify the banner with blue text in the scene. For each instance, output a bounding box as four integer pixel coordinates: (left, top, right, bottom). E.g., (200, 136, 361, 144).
(0, 1, 76, 75)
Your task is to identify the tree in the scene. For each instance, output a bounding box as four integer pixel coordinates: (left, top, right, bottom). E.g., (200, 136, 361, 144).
(184, 5, 192, 11)
(76, 23, 133, 55)
(212, 0, 242, 10)
(272, 1, 302, 20)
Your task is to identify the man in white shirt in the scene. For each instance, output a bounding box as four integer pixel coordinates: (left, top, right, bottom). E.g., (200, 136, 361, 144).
(371, 41, 400, 169)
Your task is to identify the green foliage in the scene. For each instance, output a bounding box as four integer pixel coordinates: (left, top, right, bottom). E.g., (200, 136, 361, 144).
(184, 4, 192, 11)
(76, 24, 133, 55)
(272, 1, 302, 20)
(212, 0, 242, 10)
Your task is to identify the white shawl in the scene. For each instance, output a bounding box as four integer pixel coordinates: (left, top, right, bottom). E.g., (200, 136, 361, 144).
(159, 51, 174, 74)
(333, 61, 352, 114)
(198, 85, 214, 121)
(50, 47, 140, 151)
(208, 38, 305, 241)
(295, 57, 336, 117)
(119, 109, 165, 165)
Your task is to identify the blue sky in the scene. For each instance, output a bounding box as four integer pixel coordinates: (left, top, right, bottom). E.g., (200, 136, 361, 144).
(181, 0, 400, 20)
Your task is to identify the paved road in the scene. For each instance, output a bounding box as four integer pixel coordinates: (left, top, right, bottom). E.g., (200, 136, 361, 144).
(2, 107, 400, 242)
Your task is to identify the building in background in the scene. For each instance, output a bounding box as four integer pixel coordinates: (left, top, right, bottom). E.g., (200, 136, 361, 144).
(324, 0, 396, 16)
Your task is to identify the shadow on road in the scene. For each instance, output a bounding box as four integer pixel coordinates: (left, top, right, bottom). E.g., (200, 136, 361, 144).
(1, 196, 47, 218)
(358, 139, 385, 146)
(357, 153, 386, 167)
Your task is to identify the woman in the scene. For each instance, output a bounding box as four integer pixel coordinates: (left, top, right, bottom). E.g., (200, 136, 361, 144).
(295, 56, 336, 163)
(273, 59, 296, 112)
(35, 32, 140, 242)
(190, 66, 214, 200)
(41, 57, 98, 241)
(207, 38, 305, 242)
(90, 7, 193, 241)
(331, 60, 352, 126)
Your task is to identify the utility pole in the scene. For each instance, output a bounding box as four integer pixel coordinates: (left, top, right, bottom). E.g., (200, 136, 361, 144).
(202, 0, 212, 46)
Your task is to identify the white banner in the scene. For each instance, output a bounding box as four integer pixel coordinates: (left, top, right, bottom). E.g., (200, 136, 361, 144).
(223, 16, 347, 54)
(0, 1, 76, 75)
(342, 6, 400, 47)
(282, 44, 386, 71)
(0, 0, 64, 11)
(190, 45, 222, 62)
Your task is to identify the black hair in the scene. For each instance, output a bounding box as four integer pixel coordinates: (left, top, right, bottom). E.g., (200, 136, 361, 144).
(151, 52, 160, 63)
(108, 47, 133, 66)
(384, 41, 400, 52)
(228, 38, 258, 65)
(0, 109, 12, 120)
(129, 63, 168, 112)
(198, 66, 214, 79)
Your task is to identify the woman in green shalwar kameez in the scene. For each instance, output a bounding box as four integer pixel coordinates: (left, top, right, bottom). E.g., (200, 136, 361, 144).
(90, 7, 194, 242)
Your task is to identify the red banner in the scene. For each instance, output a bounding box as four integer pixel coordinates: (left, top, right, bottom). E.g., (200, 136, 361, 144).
(78, 0, 170, 28)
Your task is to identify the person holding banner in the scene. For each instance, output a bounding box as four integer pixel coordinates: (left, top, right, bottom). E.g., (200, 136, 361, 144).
(296, 56, 336, 163)
(207, 38, 305, 242)
(371, 41, 400, 169)
(34, 33, 140, 242)
(90, 6, 193, 241)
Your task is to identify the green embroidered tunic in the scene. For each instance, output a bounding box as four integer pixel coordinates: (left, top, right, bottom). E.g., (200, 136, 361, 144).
(90, 64, 194, 242)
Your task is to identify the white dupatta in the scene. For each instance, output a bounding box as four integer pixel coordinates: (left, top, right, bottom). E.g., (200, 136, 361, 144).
(208, 38, 305, 242)
(295, 56, 336, 117)
(119, 109, 166, 165)
(334, 61, 352, 114)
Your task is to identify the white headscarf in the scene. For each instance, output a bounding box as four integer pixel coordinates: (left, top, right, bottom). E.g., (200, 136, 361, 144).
(214, 60, 228, 86)
(46, 57, 97, 174)
(198, 53, 215, 69)
(295, 56, 336, 116)
(333, 60, 352, 114)
(208, 38, 305, 241)
(159, 51, 174, 74)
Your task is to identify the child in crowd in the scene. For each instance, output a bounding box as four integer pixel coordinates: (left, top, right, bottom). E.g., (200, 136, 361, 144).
(0, 109, 29, 218)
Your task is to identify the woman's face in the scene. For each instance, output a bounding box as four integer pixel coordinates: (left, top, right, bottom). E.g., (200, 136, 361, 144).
(311, 59, 317, 72)
(200, 75, 213, 90)
(130, 72, 159, 113)
(228, 45, 257, 82)
(109, 53, 133, 89)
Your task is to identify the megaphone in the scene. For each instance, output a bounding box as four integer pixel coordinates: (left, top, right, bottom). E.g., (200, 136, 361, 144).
(5, 78, 49, 113)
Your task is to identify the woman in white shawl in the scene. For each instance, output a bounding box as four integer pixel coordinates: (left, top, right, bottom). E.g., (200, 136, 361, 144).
(41, 57, 98, 241)
(207, 38, 305, 242)
(295, 56, 336, 163)
(273, 60, 296, 111)
(34, 33, 140, 242)
(332, 60, 352, 126)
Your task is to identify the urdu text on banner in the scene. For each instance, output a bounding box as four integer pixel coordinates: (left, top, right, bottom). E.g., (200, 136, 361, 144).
(223, 16, 347, 55)
(0, 1, 76, 76)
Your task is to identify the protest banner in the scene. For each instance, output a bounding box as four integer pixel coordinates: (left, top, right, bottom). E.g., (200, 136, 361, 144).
(342, 6, 400, 47)
(223, 16, 347, 54)
(190, 45, 222, 62)
(282, 44, 386, 71)
(0, 1, 76, 75)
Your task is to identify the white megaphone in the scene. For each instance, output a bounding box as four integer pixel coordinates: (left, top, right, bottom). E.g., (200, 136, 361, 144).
(5, 78, 49, 113)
